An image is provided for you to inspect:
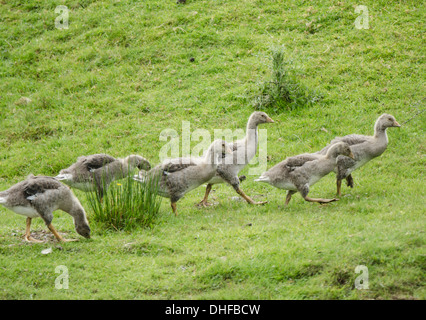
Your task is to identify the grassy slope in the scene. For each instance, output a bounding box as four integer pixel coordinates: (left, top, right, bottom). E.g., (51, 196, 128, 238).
(0, 0, 424, 299)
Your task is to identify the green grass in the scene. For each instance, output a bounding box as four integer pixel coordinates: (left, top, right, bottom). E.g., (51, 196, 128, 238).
(0, 0, 425, 300)
(85, 173, 162, 231)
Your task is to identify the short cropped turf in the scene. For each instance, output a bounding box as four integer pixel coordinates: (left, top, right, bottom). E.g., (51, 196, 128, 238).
(0, 0, 424, 299)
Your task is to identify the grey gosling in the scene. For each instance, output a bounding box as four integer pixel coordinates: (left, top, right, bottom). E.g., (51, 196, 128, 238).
(255, 142, 354, 205)
(317, 113, 400, 196)
(0, 175, 90, 242)
(55, 154, 151, 199)
(134, 139, 233, 216)
(198, 111, 274, 207)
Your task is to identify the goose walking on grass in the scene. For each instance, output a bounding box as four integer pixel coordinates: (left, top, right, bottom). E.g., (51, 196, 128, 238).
(134, 140, 233, 216)
(197, 111, 274, 207)
(0, 175, 90, 243)
(255, 142, 354, 205)
(55, 154, 151, 199)
(316, 113, 400, 196)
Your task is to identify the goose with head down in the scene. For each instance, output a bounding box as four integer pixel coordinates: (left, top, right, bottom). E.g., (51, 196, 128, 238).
(0, 175, 90, 242)
(55, 154, 151, 199)
(255, 142, 354, 205)
(316, 113, 400, 196)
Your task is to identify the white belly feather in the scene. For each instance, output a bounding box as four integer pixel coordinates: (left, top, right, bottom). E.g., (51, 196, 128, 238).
(9, 206, 40, 218)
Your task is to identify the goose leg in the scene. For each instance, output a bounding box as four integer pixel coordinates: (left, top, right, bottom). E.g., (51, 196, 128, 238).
(197, 184, 212, 207)
(346, 174, 354, 188)
(24, 218, 43, 243)
(336, 179, 342, 197)
(171, 202, 178, 216)
(47, 224, 78, 242)
(285, 190, 297, 206)
(217, 167, 267, 205)
(236, 188, 267, 205)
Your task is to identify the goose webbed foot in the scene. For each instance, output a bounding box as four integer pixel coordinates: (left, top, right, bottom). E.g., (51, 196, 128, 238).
(304, 196, 339, 205)
(196, 200, 213, 208)
(236, 188, 267, 205)
(24, 235, 43, 243)
(196, 184, 213, 208)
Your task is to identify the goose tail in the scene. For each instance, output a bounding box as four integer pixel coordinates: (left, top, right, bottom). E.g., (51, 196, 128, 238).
(55, 173, 73, 181)
(254, 174, 270, 183)
(133, 173, 146, 183)
(0, 197, 7, 204)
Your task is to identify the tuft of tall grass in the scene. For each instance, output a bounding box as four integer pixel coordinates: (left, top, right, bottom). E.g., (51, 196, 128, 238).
(85, 172, 162, 231)
(252, 48, 323, 113)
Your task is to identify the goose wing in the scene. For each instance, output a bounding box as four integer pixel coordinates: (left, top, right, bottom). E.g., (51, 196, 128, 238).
(163, 160, 198, 174)
(284, 154, 320, 172)
(329, 134, 369, 146)
(318, 134, 369, 154)
(79, 154, 117, 172)
(23, 176, 63, 200)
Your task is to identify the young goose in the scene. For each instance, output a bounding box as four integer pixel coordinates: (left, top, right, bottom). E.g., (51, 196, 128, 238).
(198, 111, 274, 207)
(55, 154, 151, 198)
(317, 113, 400, 196)
(0, 175, 90, 242)
(134, 140, 233, 216)
(255, 142, 354, 205)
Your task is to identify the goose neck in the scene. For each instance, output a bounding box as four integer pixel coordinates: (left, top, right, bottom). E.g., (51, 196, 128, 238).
(373, 126, 388, 144)
(203, 145, 218, 165)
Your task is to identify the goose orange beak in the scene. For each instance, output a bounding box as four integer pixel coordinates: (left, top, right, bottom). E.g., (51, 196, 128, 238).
(226, 146, 233, 154)
(266, 116, 274, 123)
(393, 121, 401, 127)
(349, 152, 355, 159)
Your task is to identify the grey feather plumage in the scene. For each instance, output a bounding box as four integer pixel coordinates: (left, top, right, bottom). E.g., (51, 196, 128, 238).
(316, 113, 400, 194)
(256, 142, 353, 205)
(134, 139, 232, 215)
(0, 175, 90, 241)
(56, 153, 151, 197)
(198, 111, 274, 206)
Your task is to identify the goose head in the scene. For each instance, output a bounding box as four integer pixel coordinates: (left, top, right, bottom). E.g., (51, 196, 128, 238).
(76, 223, 91, 239)
(125, 155, 151, 171)
(376, 114, 401, 130)
(249, 111, 274, 126)
(326, 142, 354, 159)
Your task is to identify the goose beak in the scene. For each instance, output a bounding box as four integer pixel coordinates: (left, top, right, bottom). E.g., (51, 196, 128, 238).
(266, 116, 274, 123)
(226, 146, 233, 154)
(348, 152, 355, 159)
(393, 121, 401, 127)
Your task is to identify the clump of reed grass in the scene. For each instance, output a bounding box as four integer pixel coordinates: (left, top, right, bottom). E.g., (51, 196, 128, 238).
(86, 172, 162, 231)
(252, 48, 323, 113)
